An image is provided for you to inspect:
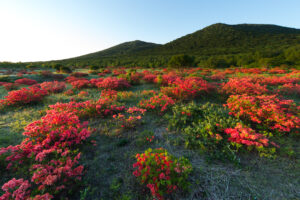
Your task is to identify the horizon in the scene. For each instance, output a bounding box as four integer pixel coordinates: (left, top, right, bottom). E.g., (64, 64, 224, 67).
(1, 0, 300, 62)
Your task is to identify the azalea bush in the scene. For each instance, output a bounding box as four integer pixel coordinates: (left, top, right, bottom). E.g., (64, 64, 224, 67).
(15, 78, 37, 85)
(221, 78, 269, 95)
(40, 81, 66, 93)
(139, 94, 175, 113)
(70, 79, 91, 89)
(1, 87, 48, 107)
(0, 110, 92, 199)
(113, 107, 146, 129)
(133, 148, 192, 200)
(96, 77, 131, 90)
(168, 103, 278, 160)
(225, 94, 300, 133)
(161, 77, 216, 101)
(277, 83, 300, 97)
(2, 83, 20, 91)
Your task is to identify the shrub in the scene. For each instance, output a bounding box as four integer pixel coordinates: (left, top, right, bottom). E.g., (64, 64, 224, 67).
(96, 77, 131, 90)
(113, 107, 146, 129)
(40, 81, 66, 93)
(2, 83, 20, 91)
(2, 87, 48, 107)
(225, 94, 300, 133)
(133, 148, 192, 200)
(70, 79, 91, 89)
(15, 78, 37, 85)
(161, 77, 216, 101)
(0, 110, 91, 199)
(139, 94, 175, 113)
(221, 78, 268, 95)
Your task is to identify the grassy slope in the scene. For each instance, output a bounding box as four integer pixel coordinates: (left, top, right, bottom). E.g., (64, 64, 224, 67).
(0, 71, 299, 200)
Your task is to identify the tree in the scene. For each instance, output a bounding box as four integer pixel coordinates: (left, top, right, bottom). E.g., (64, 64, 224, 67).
(168, 54, 195, 69)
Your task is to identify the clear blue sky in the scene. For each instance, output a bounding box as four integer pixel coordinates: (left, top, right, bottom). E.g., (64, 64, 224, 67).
(1, 0, 300, 62)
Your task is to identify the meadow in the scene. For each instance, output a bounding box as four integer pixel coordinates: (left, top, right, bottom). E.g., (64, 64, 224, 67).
(0, 67, 299, 200)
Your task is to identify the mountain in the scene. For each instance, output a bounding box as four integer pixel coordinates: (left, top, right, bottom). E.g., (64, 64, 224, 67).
(75, 40, 161, 60)
(52, 23, 300, 68)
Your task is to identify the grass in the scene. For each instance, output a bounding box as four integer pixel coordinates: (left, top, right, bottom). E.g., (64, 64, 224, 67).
(0, 71, 299, 199)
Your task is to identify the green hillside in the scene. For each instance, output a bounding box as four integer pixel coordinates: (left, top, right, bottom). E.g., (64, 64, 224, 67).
(6, 23, 300, 68)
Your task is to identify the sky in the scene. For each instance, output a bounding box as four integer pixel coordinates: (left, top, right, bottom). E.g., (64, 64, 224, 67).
(0, 0, 300, 62)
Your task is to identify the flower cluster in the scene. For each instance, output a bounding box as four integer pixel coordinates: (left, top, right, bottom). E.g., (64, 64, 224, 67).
(2, 82, 20, 91)
(139, 94, 175, 113)
(221, 78, 268, 95)
(277, 83, 300, 97)
(161, 77, 215, 101)
(133, 148, 192, 200)
(224, 123, 271, 148)
(113, 107, 146, 129)
(0, 109, 92, 199)
(100, 89, 118, 100)
(1, 87, 48, 107)
(225, 94, 300, 132)
(70, 79, 91, 89)
(96, 77, 131, 90)
(40, 81, 66, 93)
(15, 78, 38, 85)
(78, 91, 89, 97)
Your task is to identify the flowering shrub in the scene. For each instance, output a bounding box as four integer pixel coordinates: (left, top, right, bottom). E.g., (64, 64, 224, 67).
(225, 94, 300, 133)
(112, 69, 126, 76)
(224, 123, 278, 150)
(117, 91, 136, 100)
(161, 77, 216, 101)
(133, 148, 192, 200)
(64, 89, 75, 96)
(143, 74, 157, 83)
(96, 77, 131, 90)
(168, 103, 278, 159)
(0, 110, 91, 199)
(2, 83, 20, 91)
(40, 81, 66, 93)
(139, 94, 175, 113)
(15, 78, 37, 85)
(113, 107, 146, 129)
(70, 79, 91, 89)
(78, 91, 89, 98)
(100, 89, 118, 100)
(65, 76, 88, 83)
(1, 87, 48, 107)
(277, 83, 300, 97)
(140, 90, 157, 97)
(221, 78, 268, 95)
(49, 98, 125, 118)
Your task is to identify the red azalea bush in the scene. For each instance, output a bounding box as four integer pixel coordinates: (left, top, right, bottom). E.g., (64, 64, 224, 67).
(100, 89, 118, 100)
(15, 78, 38, 85)
(139, 94, 175, 113)
(2, 83, 20, 91)
(225, 94, 300, 133)
(225, 123, 274, 149)
(133, 148, 192, 200)
(277, 83, 300, 97)
(49, 98, 125, 118)
(161, 77, 216, 101)
(78, 91, 89, 98)
(143, 74, 157, 83)
(221, 78, 269, 95)
(0, 110, 91, 199)
(70, 79, 91, 89)
(96, 77, 131, 90)
(2, 87, 48, 107)
(113, 107, 146, 129)
(65, 76, 88, 83)
(40, 81, 66, 93)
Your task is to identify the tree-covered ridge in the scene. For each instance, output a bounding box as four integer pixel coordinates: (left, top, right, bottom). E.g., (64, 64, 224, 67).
(1, 23, 300, 68)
